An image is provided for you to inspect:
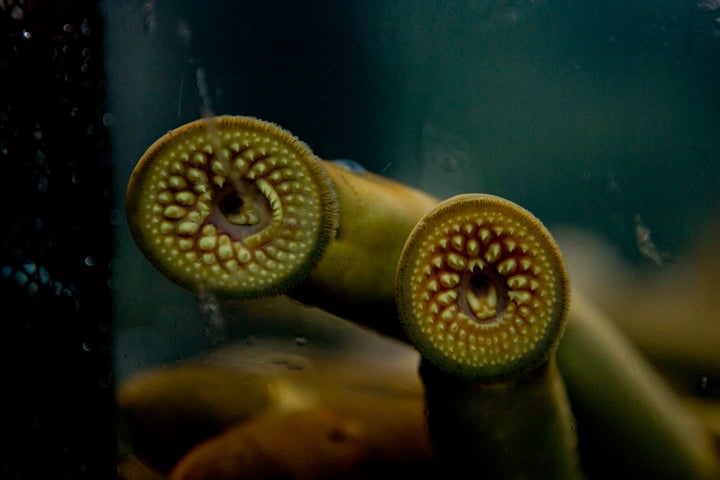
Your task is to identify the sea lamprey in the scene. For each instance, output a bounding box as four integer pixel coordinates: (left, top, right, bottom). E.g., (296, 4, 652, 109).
(396, 194, 569, 380)
(125, 116, 337, 299)
(126, 116, 438, 334)
(396, 194, 582, 479)
(124, 116, 720, 479)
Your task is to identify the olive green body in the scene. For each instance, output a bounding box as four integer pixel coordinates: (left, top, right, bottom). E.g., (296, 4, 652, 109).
(421, 359, 582, 479)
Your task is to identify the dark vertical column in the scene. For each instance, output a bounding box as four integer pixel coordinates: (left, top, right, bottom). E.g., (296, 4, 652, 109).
(1, 1, 115, 478)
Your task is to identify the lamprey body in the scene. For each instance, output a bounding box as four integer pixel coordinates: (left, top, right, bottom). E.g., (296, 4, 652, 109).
(126, 116, 438, 334)
(126, 116, 337, 299)
(396, 194, 582, 479)
(396, 193, 569, 380)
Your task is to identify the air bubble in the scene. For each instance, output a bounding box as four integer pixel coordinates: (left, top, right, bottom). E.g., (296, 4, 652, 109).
(102, 112, 115, 127)
(109, 209, 123, 225)
(34, 149, 46, 165)
(699, 376, 708, 390)
(176, 20, 192, 45)
(38, 264, 50, 284)
(81, 18, 91, 36)
(10, 6, 23, 21)
(13, 271, 28, 288)
(37, 176, 49, 192)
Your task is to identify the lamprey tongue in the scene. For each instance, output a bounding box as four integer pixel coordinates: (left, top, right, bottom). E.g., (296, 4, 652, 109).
(125, 116, 337, 299)
(396, 194, 569, 380)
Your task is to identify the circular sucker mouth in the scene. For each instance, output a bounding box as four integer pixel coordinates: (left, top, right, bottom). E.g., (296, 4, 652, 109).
(125, 116, 337, 299)
(396, 194, 569, 381)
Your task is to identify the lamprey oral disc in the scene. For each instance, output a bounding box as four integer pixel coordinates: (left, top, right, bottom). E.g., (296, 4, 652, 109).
(126, 116, 338, 299)
(396, 193, 569, 380)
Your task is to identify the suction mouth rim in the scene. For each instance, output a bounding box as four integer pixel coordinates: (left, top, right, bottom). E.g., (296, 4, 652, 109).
(396, 193, 569, 381)
(125, 115, 338, 299)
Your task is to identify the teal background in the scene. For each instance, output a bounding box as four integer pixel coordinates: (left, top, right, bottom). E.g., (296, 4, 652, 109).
(102, 1, 720, 377)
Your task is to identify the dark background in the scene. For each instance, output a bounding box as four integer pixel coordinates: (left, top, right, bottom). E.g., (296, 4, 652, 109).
(1, 1, 114, 478)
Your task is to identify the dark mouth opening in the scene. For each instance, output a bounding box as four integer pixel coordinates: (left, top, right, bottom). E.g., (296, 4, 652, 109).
(461, 271, 509, 324)
(218, 191, 245, 220)
(210, 181, 272, 238)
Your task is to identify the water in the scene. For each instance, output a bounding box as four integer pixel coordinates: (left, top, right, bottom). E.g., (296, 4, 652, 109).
(35, 0, 719, 478)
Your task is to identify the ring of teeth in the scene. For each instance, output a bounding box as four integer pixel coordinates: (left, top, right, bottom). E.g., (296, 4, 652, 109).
(399, 196, 567, 378)
(128, 117, 332, 297)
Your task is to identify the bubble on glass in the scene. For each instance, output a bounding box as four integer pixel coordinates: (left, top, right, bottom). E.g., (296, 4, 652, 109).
(82, 341, 91, 352)
(13, 270, 29, 288)
(269, 354, 308, 371)
(23, 262, 37, 275)
(606, 172, 621, 193)
(84, 256, 96, 267)
(37, 175, 49, 192)
(109, 208, 123, 225)
(437, 152, 460, 172)
(198, 289, 226, 344)
(176, 19, 192, 46)
(698, 0, 720, 12)
(61, 285, 75, 298)
(10, 6, 23, 21)
(142, 1, 157, 34)
(80, 18, 91, 36)
(38, 265, 50, 285)
(195, 66, 214, 118)
(98, 372, 112, 389)
(22, 29, 31, 40)
(420, 121, 470, 173)
(699, 376, 708, 390)
(634, 214, 664, 265)
(295, 337, 308, 347)
(102, 112, 115, 127)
